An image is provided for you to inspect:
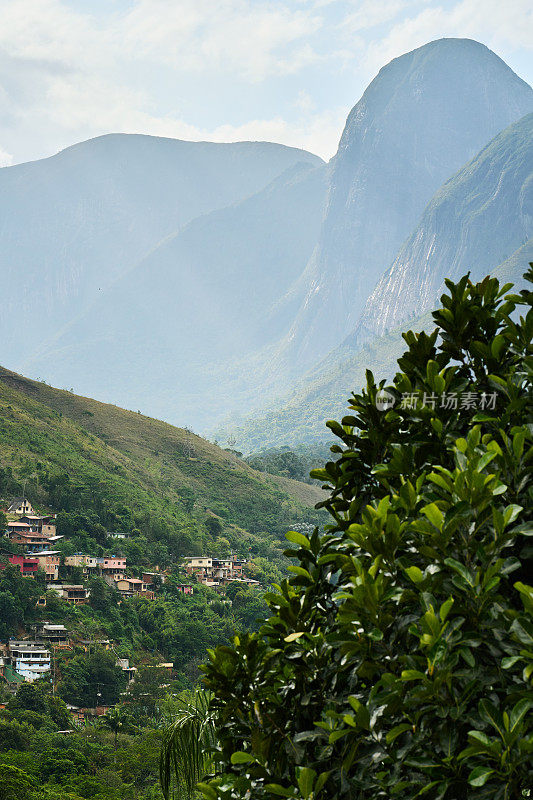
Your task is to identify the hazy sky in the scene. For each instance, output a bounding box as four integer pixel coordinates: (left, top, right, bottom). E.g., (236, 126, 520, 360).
(0, 0, 532, 167)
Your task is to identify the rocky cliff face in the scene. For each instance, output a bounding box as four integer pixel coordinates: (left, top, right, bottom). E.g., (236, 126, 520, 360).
(347, 112, 533, 347)
(281, 38, 533, 370)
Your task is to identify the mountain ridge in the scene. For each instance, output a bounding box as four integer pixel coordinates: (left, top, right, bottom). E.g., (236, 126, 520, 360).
(0, 364, 323, 561)
(0, 134, 323, 366)
(275, 37, 533, 372)
(348, 112, 533, 347)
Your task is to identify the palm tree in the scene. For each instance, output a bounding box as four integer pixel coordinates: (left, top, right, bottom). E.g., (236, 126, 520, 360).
(101, 705, 134, 750)
(160, 689, 216, 799)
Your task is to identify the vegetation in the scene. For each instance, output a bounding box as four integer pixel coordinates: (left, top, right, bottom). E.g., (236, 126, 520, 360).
(0, 366, 323, 567)
(0, 564, 45, 640)
(0, 681, 166, 799)
(0, 554, 272, 691)
(245, 444, 335, 484)
(160, 689, 216, 799)
(194, 270, 533, 799)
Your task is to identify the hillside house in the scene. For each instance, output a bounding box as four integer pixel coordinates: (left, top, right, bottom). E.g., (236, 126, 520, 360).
(78, 638, 111, 652)
(8, 640, 51, 682)
(48, 584, 90, 604)
(6, 499, 34, 515)
(0, 554, 39, 576)
(64, 554, 98, 574)
(19, 515, 57, 536)
(182, 556, 251, 587)
(142, 570, 166, 587)
(34, 623, 69, 647)
(114, 577, 155, 599)
(97, 556, 127, 580)
(6, 526, 62, 553)
(107, 531, 133, 540)
(32, 551, 60, 581)
(116, 658, 137, 683)
(175, 584, 194, 595)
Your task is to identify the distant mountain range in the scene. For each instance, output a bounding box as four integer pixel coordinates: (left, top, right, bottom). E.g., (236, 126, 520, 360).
(1, 37, 532, 444)
(20, 159, 328, 425)
(0, 137, 322, 365)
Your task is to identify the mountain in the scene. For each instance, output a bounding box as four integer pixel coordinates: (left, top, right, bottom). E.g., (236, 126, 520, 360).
(0, 134, 322, 365)
(211, 311, 433, 451)
(220, 242, 532, 452)
(349, 113, 533, 345)
(0, 365, 323, 560)
(2, 39, 532, 436)
(20, 161, 328, 428)
(220, 237, 531, 450)
(278, 38, 533, 371)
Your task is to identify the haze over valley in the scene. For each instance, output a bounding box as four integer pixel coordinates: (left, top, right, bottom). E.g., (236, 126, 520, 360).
(1, 37, 532, 446)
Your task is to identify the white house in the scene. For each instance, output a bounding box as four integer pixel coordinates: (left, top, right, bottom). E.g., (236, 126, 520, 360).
(8, 640, 51, 682)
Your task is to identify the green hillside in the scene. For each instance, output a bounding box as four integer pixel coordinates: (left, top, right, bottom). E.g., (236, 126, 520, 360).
(0, 366, 323, 561)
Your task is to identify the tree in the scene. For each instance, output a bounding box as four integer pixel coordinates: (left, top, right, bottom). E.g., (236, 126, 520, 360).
(126, 665, 169, 721)
(197, 270, 533, 799)
(160, 689, 216, 799)
(0, 765, 36, 800)
(58, 649, 126, 707)
(11, 682, 47, 714)
(101, 704, 135, 750)
(88, 576, 116, 612)
(206, 517, 224, 538)
(46, 695, 72, 729)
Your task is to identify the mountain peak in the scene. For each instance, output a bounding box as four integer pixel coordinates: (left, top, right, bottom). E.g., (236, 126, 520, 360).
(280, 38, 533, 371)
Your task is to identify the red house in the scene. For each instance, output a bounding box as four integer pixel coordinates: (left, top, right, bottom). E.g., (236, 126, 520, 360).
(0, 554, 39, 576)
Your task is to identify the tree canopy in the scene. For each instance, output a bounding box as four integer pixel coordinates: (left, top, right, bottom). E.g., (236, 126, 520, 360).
(198, 270, 533, 799)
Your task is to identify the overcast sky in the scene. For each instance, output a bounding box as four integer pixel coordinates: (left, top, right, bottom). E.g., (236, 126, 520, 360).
(0, 0, 532, 167)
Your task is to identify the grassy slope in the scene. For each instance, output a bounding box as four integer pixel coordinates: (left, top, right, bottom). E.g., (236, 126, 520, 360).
(0, 366, 323, 544)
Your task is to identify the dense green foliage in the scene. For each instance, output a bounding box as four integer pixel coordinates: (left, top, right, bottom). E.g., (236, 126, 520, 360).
(0, 564, 45, 640)
(57, 650, 127, 708)
(200, 271, 533, 799)
(0, 681, 165, 799)
(161, 689, 216, 800)
(245, 444, 335, 484)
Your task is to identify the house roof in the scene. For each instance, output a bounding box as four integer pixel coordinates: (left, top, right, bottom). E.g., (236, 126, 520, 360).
(7, 499, 33, 511)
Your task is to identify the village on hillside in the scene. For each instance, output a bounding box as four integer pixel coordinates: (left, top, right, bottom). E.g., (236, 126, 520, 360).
(0, 496, 261, 714)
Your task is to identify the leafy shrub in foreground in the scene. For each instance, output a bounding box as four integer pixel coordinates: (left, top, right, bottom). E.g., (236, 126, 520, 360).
(198, 270, 533, 799)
